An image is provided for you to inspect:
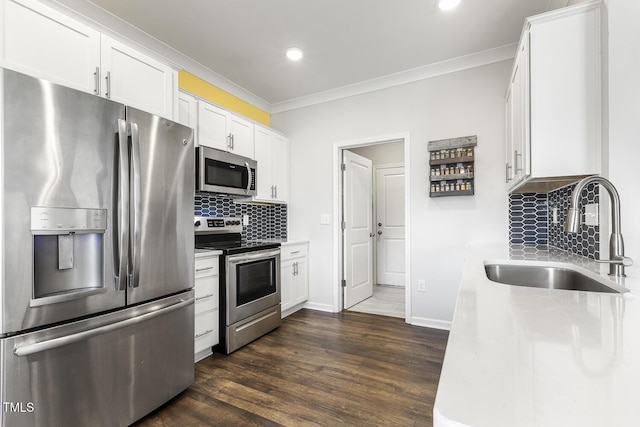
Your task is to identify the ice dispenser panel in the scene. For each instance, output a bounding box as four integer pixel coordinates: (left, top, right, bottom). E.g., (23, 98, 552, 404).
(31, 207, 107, 300)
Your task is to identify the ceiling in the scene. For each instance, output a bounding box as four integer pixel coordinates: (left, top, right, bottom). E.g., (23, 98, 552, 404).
(87, 0, 573, 106)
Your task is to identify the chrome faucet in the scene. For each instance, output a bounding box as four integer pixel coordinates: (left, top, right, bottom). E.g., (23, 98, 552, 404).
(565, 176, 632, 277)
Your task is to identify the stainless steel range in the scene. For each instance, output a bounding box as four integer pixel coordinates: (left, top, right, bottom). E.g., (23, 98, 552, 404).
(194, 216, 281, 354)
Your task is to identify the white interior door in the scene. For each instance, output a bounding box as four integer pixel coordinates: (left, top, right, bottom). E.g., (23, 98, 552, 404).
(375, 166, 405, 287)
(343, 150, 374, 309)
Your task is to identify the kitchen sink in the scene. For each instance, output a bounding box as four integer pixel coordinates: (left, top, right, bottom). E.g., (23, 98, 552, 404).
(484, 262, 627, 294)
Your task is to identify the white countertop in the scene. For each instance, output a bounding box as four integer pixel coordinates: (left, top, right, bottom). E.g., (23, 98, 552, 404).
(195, 248, 222, 257)
(434, 244, 640, 427)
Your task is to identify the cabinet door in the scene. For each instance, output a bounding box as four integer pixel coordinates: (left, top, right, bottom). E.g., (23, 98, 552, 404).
(0, 0, 101, 94)
(529, 6, 600, 177)
(100, 35, 175, 118)
(177, 91, 198, 144)
(292, 259, 309, 306)
(229, 114, 254, 159)
(198, 101, 229, 150)
(271, 132, 289, 203)
(280, 259, 294, 313)
(254, 125, 274, 200)
(505, 85, 515, 188)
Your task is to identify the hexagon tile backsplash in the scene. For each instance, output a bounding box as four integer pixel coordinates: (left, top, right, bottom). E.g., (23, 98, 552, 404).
(509, 183, 599, 259)
(194, 193, 287, 241)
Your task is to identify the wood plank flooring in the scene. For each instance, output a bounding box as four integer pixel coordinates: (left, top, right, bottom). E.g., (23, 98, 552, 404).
(133, 309, 449, 427)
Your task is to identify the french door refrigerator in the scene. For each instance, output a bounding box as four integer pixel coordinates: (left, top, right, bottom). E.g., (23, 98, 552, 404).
(0, 68, 195, 426)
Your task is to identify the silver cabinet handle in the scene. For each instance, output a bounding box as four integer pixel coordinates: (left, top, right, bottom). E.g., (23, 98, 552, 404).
(505, 163, 512, 183)
(227, 133, 232, 150)
(195, 294, 214, 301)
(514, 149, 522, 173)
(195, 266, 214, 272)
(105, 71, 111, 98)
(274, 185, 278, 199)
(93, 67, 100, 95)
(114, 119, 129, 291)
(14, 299, 193, 356)
(290, 251, 300, 255)
(129, 122, 142, 288)
(195, 329, 214, 339)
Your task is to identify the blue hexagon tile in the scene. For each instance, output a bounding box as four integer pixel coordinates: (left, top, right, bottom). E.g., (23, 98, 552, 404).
(508, 183, 599, 260)
(194, 192, 288, 241)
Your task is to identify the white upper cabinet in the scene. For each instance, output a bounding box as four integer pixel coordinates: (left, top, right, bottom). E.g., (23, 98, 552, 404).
(177, 91, 198, 128)
(198, 98, 254, 158)
(100, 35, 175, 118)
(506, 1, 601, 192)
(0, 0, 101, 94)
(229, 114, 254, 159)
(198, 101, 229, 150)
(252, 125, 289, 203)
(0, 0, 176, 119)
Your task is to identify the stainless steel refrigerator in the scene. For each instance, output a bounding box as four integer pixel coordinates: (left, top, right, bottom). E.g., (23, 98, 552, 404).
(0, 68, 195, 426)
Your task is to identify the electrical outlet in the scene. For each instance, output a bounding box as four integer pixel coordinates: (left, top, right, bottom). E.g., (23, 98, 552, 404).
(242, 214, 249, 226)
(552, 207, 558, 224)
(320, 214, 330, 225)
(418, 279, 426, 292)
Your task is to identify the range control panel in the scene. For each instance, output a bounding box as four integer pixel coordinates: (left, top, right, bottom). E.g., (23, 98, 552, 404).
(194, 216, 243, 234)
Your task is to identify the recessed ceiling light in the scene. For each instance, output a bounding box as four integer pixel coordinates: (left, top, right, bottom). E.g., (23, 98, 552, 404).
(286, 47, 304, 61)
(438, 0, 461, 11)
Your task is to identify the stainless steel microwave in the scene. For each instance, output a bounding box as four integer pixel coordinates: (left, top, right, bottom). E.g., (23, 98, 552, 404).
(196, 147, 257, 196)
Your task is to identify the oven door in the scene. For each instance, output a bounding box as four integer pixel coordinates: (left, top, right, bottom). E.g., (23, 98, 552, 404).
(226, 248, 280, 325)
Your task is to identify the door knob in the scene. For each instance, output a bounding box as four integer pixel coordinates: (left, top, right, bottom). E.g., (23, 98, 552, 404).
(377, 230, 382, 235)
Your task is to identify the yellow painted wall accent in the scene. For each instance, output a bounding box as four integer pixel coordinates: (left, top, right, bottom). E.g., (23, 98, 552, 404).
(178, 70, 270, 126)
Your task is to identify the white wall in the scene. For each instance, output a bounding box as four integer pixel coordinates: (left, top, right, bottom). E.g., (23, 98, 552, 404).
(606, 0, 640, 280)
(272, 61, 511, 327)
(349, 141, 404, 166)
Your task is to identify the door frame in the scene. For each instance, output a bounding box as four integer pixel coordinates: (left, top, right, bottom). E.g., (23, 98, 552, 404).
(332, 132, 411, 323)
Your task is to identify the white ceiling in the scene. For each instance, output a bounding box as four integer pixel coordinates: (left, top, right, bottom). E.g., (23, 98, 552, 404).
(86, 0, 574, 106)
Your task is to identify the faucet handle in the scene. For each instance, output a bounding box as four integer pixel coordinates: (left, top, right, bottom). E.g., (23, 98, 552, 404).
(597, 256, 633, 267)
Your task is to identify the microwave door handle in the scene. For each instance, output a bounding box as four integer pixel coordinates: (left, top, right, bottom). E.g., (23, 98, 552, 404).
(245, 162, 252, 195)
(129, 122, 142, 288)
(114, 119, 129, 291)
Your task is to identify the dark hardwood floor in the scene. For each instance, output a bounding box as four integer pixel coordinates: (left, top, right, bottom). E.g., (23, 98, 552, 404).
(134, 309, 449, 427)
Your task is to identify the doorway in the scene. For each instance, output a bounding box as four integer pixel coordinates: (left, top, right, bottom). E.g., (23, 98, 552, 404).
(333, 134, 410, 322)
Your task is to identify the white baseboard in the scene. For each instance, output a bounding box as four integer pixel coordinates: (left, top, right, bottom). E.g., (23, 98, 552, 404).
(410, 316, 451, 331)
(302, 301, 336, 313)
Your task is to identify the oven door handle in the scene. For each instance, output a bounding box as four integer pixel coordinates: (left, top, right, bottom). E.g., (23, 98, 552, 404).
(228, 249, 280, 263)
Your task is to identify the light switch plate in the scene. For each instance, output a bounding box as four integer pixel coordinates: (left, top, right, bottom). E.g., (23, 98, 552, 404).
(584, 203, 599, 226)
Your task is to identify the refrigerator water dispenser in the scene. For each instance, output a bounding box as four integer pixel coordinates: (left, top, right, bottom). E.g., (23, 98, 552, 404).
(31, 207, 107, 301)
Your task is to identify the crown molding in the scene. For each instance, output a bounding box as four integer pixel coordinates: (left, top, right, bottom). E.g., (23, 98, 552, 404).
(271, 43, 518, 114)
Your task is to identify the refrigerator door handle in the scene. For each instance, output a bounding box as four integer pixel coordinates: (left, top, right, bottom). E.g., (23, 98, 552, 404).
(13, 298, 193, 357)
(129, 122, 142, 288)
(114, 118, 130, 291)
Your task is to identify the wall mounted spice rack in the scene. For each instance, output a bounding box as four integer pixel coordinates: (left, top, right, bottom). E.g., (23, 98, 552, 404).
(428, 135, 477, 197)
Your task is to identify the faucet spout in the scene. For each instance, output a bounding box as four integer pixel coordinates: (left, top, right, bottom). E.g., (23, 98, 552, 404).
(564, 176, 631, 277)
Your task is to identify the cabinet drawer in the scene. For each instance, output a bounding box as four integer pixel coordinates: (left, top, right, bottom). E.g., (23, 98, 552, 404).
(194, 309, 219, 352)
(195, 275, 217, 300)
(281, 243, 308, 260)
(195, 292, 218, 315)
(195, 256, 218, 278)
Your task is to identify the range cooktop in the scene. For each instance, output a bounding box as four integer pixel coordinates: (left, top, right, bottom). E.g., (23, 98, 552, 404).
(194, 216, 280, 255)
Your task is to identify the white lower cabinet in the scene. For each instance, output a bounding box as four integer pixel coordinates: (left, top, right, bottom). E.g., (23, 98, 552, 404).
(280, 242, 309, 318)
(194, 253, 219, 362)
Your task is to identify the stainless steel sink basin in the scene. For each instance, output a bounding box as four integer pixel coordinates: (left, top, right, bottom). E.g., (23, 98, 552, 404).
(484, 263, 626, 293)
